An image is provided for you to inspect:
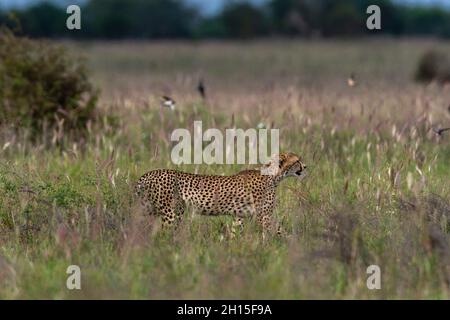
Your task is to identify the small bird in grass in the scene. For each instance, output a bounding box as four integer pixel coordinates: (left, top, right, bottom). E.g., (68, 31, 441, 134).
(432, 127, 450, 136)
(197, 79, 206, 99)
(347, 72, 357, 87)
(161, 95, 176, 110)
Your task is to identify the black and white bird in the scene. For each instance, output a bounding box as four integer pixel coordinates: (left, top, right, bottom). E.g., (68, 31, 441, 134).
(432, 127, 450, 136)
(347, 72, 357, 87)
(197, 79, 206, 99)
(161, 95, 176, 110)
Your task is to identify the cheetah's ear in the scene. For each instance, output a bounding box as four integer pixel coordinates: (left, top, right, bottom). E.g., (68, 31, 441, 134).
(261, 153, 286, 176)
(276, 153, 288, 169)
(266, 153, 287, 171)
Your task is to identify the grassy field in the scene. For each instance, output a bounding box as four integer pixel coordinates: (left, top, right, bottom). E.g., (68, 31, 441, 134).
(0, 39, 450, 299)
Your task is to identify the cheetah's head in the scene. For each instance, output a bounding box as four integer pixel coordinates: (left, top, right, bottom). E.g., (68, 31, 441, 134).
(262, 152, 307, 180)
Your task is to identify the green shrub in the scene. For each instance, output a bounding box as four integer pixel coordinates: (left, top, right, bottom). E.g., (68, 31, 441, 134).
(415, 50, 450, 84)
(0, 27, 98, 138)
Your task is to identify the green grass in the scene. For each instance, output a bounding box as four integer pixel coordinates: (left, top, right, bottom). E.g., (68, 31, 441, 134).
(0, 39, 450, 299)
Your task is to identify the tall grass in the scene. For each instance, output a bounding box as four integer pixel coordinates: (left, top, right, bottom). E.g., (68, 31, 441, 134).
(0, 39, 449, 299)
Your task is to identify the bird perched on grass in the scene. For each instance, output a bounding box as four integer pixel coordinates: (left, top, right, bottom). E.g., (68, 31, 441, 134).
(432, 127, 450, 136)
(161, 95, 176, 110)
(347, 73, 357, 87)
(197, 79, 206, 99)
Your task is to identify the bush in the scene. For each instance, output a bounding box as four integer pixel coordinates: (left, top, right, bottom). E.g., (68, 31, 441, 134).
(415, 50, 450, 84)
(0, 27, 98, 139)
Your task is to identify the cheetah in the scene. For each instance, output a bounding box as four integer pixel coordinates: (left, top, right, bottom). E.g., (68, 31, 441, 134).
(135, 152, 307, 235)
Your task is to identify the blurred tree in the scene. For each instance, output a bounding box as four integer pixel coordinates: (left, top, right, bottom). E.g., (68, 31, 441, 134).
(269, 0, 324, 36)
(1, 0, 450, 39)
(14, 2, 67, 38)
(403, 6, 450, 37)
(321, 0, 364, 36)
(82, 0, 197, 39)
(220, 2, 270, 38)
(193, 17, 227, 39)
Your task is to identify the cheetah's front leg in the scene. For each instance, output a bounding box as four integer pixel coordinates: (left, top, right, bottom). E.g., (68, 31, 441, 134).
(161, 191, 186, 229)
(257, 192, 284, 238)
(256, 215, 284, 239)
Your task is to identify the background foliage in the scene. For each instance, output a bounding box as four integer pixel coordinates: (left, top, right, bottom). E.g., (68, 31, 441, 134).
(0, 27, 98, 140)
(1, 0, 450, 39)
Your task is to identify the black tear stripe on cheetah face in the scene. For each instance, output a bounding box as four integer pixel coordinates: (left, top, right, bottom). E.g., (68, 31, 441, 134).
(135, 152, 307, 235)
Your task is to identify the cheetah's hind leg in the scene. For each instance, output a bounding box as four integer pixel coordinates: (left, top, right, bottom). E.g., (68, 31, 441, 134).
(258, 214, 286, 240)
(160, 191, 186, 230)
(134, 182, 153, 214)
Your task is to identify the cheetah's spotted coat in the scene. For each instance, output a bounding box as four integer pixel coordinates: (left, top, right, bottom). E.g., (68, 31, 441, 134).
(135, 152, 307, 234)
